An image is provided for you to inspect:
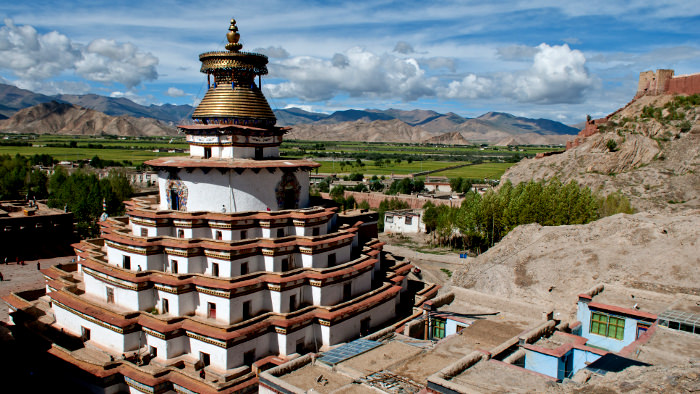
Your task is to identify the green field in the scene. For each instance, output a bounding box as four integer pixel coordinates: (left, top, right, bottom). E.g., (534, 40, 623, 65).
(0, 134, 540, 179)
(432, 162, 516, 178)
(0, 145, 181, 164)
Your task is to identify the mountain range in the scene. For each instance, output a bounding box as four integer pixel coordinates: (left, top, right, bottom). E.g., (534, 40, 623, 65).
(0, 83, 580, 143)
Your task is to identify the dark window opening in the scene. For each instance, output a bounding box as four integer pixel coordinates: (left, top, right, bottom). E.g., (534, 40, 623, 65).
(361, 318, 371, 337)
(140, 228, 148, 237)
(277, 228, 285, 237)
(204, 147, 212, 159)
(200, 352, 210, 367)
(177, 229, 185, 238)
(215, 230, 222, 240)
(243, 301, 251, 320)
(162, 298, 169, 314)
(81, 326, 90, 341)
(106, 287, 114, 303)
(343, 283, 352, 301)
(243, 350, 255, 366)
(289, 294, 296, 312)
(296, 339, 304, 355)
(255, 147, 263, 160)
(281, 258, 289, 271)
(283, 189, 296, 209)
(328, 253, 336, 266)
(207, 302, 216, 319)
(123, 256, 131, 270)
(240, 262, 249, 275)
(312, 227, 320, 236)
(170, 190, 180, 211)
(171, 260, 178, 274)
(240, 230, 247, 239)
(212, 263, 219, 277)
(149, 346, 157, 358)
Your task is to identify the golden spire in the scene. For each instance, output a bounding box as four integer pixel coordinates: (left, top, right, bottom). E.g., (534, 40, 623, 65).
(225, 18, 243, 52)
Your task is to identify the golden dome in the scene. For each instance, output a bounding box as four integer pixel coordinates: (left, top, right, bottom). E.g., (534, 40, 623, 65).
(192, 18, 276, 126)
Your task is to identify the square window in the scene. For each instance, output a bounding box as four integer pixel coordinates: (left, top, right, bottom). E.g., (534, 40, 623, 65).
(405, 216, 413, 225)
(177, 229, 185, 238)
(590, 312, 625, 340)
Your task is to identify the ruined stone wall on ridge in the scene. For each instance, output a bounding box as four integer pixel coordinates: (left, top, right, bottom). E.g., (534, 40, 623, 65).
(636, 69, 700, 97)
(667, 72, 700, 95)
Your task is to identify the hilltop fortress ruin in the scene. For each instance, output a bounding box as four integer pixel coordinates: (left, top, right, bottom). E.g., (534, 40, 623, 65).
(564, 69, 700, 150)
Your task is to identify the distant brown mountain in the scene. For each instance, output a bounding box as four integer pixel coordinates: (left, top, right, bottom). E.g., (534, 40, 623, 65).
(0, 101, 178, 136)
(278, 107, 578, 145)
(424, 131, 471, 145)
(286, 119, 433, 143)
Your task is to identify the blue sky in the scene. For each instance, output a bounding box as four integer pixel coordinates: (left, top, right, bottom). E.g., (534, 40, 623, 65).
(1, 0, 699, 124)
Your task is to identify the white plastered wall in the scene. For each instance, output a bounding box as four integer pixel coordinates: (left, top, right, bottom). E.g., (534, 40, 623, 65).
(300, 244, 351, 269)
(83, 273, 155, 311)
(157, 169, 310, 213)
(145, 333, 189, 360)
(53, 305, 142, 353)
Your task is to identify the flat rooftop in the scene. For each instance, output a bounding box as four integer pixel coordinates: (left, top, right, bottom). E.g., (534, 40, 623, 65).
(279, 364, 374, 394)
(633, 327, 700, 366)
(451, 359, 555, 391)
(588, 285, 676, 316)
(0, 201, 68, 218)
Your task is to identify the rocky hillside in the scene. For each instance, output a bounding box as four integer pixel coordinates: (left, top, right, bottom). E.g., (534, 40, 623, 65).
(450, 209, 700, 318)
(501, 94, 700, 211)
(0, 101, 178, 136)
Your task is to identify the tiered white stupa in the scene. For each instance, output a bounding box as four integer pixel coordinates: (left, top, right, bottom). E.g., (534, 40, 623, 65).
(30, 18, 411, 393)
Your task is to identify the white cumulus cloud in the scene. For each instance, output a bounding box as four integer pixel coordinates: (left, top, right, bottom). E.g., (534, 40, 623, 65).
(439, 43, 593, 104)
(165, 87, 186, 97)
(0, 19, 158, 92)
(265, 47, 436, 102)
(510, 43, 592, 103)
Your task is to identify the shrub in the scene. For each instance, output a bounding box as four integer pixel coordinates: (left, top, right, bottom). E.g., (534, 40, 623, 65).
(606, 139, 618, 152)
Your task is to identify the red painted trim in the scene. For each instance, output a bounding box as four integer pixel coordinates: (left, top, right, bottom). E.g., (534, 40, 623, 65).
(587, 302, 657, 321)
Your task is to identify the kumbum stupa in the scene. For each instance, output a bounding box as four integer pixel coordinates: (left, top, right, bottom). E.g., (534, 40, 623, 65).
(3, 19, 418, 393)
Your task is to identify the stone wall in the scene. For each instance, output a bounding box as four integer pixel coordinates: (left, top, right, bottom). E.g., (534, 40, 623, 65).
(636, 69, 700, 97)
(667, 72, 700, 95)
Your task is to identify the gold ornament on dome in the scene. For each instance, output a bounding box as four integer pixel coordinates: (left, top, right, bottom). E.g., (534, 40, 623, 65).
(225, 18, 243, 52)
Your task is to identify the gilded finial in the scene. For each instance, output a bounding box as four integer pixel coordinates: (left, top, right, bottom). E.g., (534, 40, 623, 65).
(225, 18, 243, 52)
